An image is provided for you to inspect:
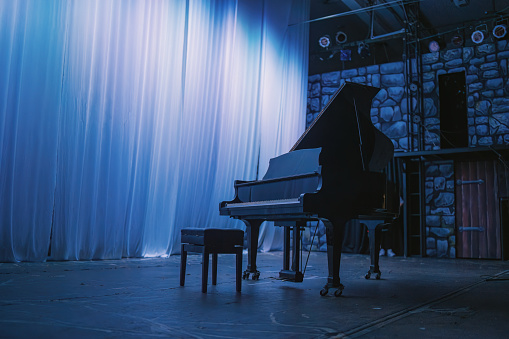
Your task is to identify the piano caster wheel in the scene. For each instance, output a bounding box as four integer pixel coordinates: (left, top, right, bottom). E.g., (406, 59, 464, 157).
(242, 272, 249, 280)
(320, 283, 344, 297)
(365, 271, 381, 280)
(252, 272, 260, 280)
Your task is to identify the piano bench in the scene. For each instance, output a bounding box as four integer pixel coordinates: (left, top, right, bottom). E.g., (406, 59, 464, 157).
(180, 228, 244, 293)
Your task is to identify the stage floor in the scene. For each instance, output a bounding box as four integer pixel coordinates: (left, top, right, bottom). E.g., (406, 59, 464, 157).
(0, 251, 508, 338)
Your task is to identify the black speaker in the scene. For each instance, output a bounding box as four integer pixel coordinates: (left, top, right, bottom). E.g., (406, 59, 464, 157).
(438, 72, 468, 148)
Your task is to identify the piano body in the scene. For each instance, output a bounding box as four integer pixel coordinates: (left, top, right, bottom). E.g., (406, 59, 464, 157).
(220, 82, 399, 296)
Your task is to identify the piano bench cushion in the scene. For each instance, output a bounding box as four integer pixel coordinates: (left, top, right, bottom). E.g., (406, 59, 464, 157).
(181, 228, 244, 252)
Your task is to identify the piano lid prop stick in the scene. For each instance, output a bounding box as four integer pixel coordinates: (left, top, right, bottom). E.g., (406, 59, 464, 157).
(354, 98, 366, 171)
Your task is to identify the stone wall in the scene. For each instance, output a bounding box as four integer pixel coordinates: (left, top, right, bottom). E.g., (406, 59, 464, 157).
(305, 41, 509, 257)
(421, 41, 509, 149)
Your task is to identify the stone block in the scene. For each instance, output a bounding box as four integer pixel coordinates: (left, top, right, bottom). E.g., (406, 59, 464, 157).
(310, 98, 320, 112)
(487, 54, 496, 62)
(306, 113, 314, 124)
(322, 86, 338, 95)
(475, 100, 491, 115)
(341, 69, 358, 78)
(393, 106, 402, 120)
(449, 247, 456, 258)
(482, 90, 495, 98)
(478, 136, 493, 145)
(448, 67, 466, 74)
(351, 76, 366, 84)
(483, 70, 500, 79)
(477, 43, 496, 55)
(430, 227, 452, 238)
(469, 57, 485, 66)
(375, 89, 388, 102)
(372, 74, 380, 88)
(468, 65, 479, 75)
(423, 65, 432, 72)
(443, 216, 455, 226)
(424, 98, 437, 117)
(431, 63, 444, 70)
(463, 47, 474, 62)
(380, 99, 397, 107)
(480, 61, 499, 71)
(310, 82, 321, 97)
(388, 86, 405, 102)
(423, 81, 435, 94)
(400, 97, 417, 114)
(431, 207, 454, 216)
(381, 121, 407, 139)
(372, 99, 380, 108)
(427, 216, 441, 227)
(321, 95, 330, 109)
(437, 239, 449, 258)
(380, 61, 404, 74)
(381, 74, 405, 87)
(370, 108, 378, 116)
(366, 65, 379, 74)
(439, 163, 454, 178)
(475, 116, 489, 124)
(498, 51, 509, 59)
(486, 78, 504, 89)
(492, 98, 509, 113)
(497, 40, 509, 51)
(426, 164, 440, 176)
(476, 124, 489, 135)
(322, 71, 340, 85)
(466, 75, 478, 84)
(309, 74, 321, 82)
(358, 67, 366, 75)
(445, 58, 463, 68)
(380, 107, 394, 122)
(468, 82, 483, 92)
(434, 177, 446, 190)
(443, 48, 462, 61)
(423, 71, 434, 81)
(426, 237, 436, 249)
(435, 192, 454, 207)
(468, 108, 475, 117)
(422, 52, 439, 64)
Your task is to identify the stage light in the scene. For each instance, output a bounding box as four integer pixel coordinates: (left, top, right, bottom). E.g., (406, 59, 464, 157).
(318, 35, 331, 48)
(471, 24, 487, 44)
(428, 40, 440, 52)
(335, 31, 347, 44)
(493, 24, 507, 39)
(357, 42, 370, 58)
(451, 34, 463, 47)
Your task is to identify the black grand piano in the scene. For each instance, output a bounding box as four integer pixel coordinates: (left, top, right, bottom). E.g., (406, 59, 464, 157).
(220, 83, 399, 296)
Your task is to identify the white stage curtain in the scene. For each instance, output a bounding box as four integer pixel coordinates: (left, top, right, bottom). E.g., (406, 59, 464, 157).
(0, 0, 309, 262)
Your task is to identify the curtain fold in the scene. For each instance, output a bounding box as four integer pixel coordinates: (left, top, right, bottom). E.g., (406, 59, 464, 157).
(0, 0, 309, 262)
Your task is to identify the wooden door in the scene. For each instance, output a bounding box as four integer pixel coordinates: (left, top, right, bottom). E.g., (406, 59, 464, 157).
(455, 160, 501, 259)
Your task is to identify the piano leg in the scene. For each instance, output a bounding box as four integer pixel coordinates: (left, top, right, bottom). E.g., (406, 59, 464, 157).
(363, 220, 386, 280)
(321, 219, 346, 297)
(242, 219, 262, 280)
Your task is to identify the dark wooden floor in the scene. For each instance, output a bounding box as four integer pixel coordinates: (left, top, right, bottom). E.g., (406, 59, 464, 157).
(0, 251, 508, 338)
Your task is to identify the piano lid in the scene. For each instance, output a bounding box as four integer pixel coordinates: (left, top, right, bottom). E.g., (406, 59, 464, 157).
(290, 82, 393, 172)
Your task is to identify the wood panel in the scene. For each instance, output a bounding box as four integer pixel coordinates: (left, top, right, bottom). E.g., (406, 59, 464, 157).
(455, 160, 501, 259)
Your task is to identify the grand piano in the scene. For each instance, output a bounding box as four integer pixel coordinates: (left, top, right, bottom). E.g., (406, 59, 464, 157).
(220, 83, 400, 296)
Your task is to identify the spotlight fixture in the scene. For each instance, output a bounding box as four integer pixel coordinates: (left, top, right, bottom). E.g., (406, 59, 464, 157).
(451, 34, 463, 47)
(318, 35, 331, 48)
(428, 40, 440, 52)
(471, 24, 487, 44)
(357, 42, 370, 58)
(493, 24, 507, 39)
(335, 31, 347, 44)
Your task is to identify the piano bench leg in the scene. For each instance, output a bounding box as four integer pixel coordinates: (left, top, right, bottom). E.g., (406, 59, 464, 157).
(180, 244, 187, 286)
(212, 253, 218, 285)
